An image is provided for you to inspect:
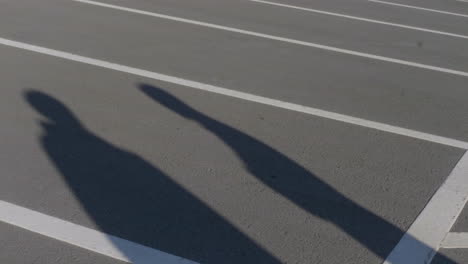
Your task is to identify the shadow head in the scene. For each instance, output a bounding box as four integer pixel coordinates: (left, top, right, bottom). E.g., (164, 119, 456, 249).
(24, 90, 81, 127)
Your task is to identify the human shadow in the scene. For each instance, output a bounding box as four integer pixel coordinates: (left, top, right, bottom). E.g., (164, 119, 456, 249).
(139, 84, 457, 263)
(25, 90, 280, 264)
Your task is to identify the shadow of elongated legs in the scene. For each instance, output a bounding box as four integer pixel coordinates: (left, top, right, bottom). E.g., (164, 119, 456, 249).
(25, 90, 279, 264)
(139, 84, 456, 263)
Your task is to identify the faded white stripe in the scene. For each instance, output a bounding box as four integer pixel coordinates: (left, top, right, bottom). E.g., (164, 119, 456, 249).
(249, 0, 468, 39)
(69, 0, 468, 77)
(369, 0, 468, 18)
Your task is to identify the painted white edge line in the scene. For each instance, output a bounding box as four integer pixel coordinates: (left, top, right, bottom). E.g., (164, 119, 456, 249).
(0, 201, 197, 264)
(69, 0, 468, 78)
(1, 37, 468, 150)
(369, 0, 468, 18)
(441, 232, 468, 248)
(249, 0, 468, 40)
(383, 152, 468, 264)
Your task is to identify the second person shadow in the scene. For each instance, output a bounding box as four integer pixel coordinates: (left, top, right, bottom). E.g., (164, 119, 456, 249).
(139, 83, 456, 263)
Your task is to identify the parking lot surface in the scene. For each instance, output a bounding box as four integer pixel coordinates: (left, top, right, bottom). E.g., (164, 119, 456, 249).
(1, 0, 468, 263)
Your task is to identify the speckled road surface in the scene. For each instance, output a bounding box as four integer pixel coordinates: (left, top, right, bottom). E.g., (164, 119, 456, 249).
(1, 0, 468, 263)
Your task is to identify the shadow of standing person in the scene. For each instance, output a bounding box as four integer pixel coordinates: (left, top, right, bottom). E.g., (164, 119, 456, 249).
(139, 83, 456, 263)
(25, 90, 279, 264)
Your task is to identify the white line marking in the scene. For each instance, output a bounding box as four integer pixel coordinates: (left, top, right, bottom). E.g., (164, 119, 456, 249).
(69, 0, 468, 77)
(249, 0, 468, 39)
(441, 232, 468, 248)
(0, 201, 197, 264)
(369, 0, 468, 18)
(384, 152, 468, 264)
(1, 37, 468, 150)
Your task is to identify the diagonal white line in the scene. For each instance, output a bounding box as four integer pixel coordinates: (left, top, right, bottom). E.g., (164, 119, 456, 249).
(249, 0, 468, 40)
(441, 232, 468, 248)
(384, 152, 468, 264)
(369, 0, 468, 18)
(0, 201, 197, 264)
(69, 0, 468, 78)
(1, 37, 468, 149)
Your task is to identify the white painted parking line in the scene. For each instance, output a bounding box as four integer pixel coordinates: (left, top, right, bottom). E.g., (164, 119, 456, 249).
(70, 0, 468, 77)
(1, 37, 468, 149)
(369, 0, 468, 18)
(249, 0, 468, 39)
(384, 152, 468, 264)
(441, 232, 468, 248)
(0, 201, 197, 264)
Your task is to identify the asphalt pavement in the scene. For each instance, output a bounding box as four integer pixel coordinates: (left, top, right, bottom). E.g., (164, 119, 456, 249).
(0, 0, 468, 263)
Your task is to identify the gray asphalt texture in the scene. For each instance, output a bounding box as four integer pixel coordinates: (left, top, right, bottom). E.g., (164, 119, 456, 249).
(0, 0, 467, 263)
(433, 249, 468, 264)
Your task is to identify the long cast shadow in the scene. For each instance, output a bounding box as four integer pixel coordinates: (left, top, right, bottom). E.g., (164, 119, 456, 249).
(25, 90, 280, 264)
(139, 84, 456, 263)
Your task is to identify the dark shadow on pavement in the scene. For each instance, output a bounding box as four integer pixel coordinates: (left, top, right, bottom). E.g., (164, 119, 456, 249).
(139, 83, 457, 263)
(25, 90, 279, 264)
